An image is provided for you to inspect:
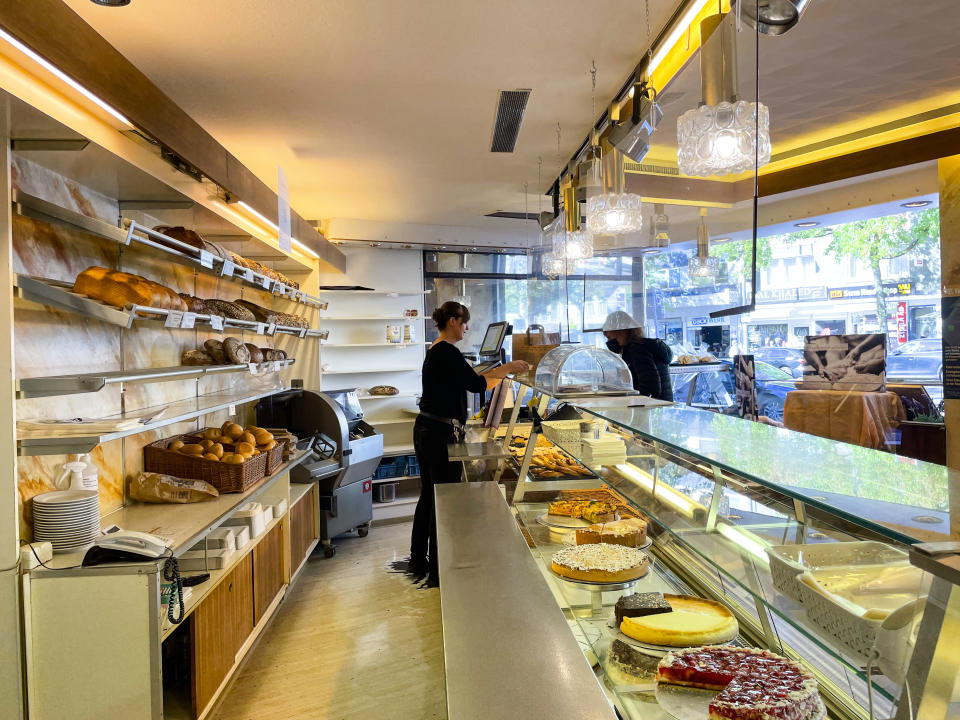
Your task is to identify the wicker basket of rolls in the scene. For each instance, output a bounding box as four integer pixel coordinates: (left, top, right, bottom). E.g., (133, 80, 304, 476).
(144, 421, 280, 492)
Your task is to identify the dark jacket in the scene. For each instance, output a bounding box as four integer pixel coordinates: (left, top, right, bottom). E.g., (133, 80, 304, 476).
(607, 338, 674, 401)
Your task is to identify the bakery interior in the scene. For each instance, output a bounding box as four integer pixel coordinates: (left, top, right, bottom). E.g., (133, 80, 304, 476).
(1, 0, 960, 719)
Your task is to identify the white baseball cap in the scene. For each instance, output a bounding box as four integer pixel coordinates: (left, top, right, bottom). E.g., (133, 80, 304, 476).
(602, 310, 640, 331)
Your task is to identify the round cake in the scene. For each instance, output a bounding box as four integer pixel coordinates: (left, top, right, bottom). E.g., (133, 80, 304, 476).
(620, 594, 738, 647)
(551, 543, 650, 582)
(656, 645, 824, 720)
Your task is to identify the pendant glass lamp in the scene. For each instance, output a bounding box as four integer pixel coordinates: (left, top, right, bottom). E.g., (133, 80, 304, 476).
(553, 183, 594, 261)
(688, 208, 720, 278)
(677, 13, 770, 177)
(647, 203, 670, 250)
(585, 147, 644, 236)
(542, 251, 566, 277)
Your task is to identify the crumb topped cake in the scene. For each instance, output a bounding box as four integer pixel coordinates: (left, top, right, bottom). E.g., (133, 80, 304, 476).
(551, 543, 650, 582)
(656, 646, 824, 720)
(604, 639, 660, 688)
(576, 517, 648, 547)
(548, 500, 617, 524)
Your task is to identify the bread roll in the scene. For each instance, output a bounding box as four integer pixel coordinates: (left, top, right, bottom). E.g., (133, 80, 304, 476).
(168, 440, 185, 451)
(223, 337, 250, 364)
(182, 350, 215, 366)
(202, 453, 220, 462)
(200, 439, 214, 450)
(221, 453, 244, 464)
(204, 340, 227, 364)
(180, 443, 204, 455)
(258, 439, 278, 451)
(210, 443, 224, 459)
(253, 429, 274, 446)
(203, 428, 222, 442)
(245, 343, 264, 363)
(240, 431, 257, 447)
(223, 423, 244, 440)
(235, 441, 255, 458)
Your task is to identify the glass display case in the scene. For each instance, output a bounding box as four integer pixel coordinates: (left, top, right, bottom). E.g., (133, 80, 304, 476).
(471, 378, 960, 720)
(534, 345, 635, 397)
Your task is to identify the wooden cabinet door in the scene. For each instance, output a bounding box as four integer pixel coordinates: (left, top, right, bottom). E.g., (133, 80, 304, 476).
(252, 521, 285, 625)
(191, 555, 254, 716)
(290, 485, 319, 572)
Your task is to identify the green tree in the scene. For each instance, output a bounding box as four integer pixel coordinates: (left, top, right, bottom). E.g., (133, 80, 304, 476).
(826, 209, 939, 336)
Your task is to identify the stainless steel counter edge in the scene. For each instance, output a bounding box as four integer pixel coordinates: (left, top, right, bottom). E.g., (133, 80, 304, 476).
(435, 482, 616, 720)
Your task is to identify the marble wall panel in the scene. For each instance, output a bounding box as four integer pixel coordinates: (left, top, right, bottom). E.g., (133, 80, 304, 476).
(12, 156, 118, 224)
(12, 214, 119, 280)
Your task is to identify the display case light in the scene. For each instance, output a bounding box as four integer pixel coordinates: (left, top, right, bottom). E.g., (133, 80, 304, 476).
(0, 27, 132, 127)
(614, 464, 697, 519)
(716, 522, 770, 565)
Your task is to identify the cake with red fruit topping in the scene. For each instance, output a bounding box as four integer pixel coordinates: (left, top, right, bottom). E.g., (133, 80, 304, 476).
(656, 646, 824, 720)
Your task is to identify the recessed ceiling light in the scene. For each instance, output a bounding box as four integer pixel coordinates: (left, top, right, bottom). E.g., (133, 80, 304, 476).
(794, 221, 819, 228)
(901, 200, 931, 208)
(91, 0, 131, 5)
(713, 237, 732, 243)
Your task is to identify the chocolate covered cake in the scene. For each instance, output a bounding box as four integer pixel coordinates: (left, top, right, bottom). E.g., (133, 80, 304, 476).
(615, 592, 673, 626)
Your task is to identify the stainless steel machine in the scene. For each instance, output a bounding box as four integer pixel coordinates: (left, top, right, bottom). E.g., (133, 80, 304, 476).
(256, 388, 383, 557)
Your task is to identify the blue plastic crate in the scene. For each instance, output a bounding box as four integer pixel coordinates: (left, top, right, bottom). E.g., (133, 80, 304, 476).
(406, 455, 420, 477)
(374, 456, 408, 479)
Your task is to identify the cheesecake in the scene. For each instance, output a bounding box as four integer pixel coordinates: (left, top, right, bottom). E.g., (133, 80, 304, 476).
(615, 592, 672, 626)
(620, 594, 737, 647)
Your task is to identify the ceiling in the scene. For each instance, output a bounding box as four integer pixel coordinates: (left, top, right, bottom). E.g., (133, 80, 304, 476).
(62, 0, 680, 230)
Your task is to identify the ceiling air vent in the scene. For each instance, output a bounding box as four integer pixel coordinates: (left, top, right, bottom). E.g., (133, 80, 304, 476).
(490, 89, 531, 153)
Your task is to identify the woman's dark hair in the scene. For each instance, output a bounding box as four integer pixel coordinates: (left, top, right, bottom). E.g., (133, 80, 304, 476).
(625, 327, 645, 343)
(432, 301, 470, 330)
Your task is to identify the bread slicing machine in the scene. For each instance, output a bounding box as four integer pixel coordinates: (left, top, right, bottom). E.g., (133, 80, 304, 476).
(256, 388, 383, 558)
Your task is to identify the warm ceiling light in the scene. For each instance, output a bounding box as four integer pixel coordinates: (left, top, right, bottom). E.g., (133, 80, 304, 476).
(649, 0, 713, 75)
(713, 236, 731, 243)
(91, 0, 131, 5)
(677, 13, 771, 177)
(237, 201, 280, 233)
(901, 200, 931, 209)
(0, 27, 131, 126)
(689, 208, 719, 279)
(585, 148, 644, 237)
(608, 81, 662, 164)
(554, 184, 594, 261)
(647, 203, 670, 250)
(291, 237, 319, 259)
(737, 0, 812, 36)
(794, 221, 820, 228)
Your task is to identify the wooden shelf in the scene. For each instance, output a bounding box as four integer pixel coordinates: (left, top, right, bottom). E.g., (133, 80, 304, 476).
(17, 386, 291, 455)
(16, 359, 295, 398)
(289, 481, 316, 508)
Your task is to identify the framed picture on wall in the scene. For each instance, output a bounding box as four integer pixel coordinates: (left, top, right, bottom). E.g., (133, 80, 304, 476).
(800, 333, 886, 392)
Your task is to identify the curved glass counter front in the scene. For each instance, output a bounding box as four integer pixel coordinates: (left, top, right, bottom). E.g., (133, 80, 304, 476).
(494, 380, 959, 720)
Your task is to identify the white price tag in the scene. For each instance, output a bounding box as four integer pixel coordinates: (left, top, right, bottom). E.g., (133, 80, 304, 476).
(260, 275, 272, 290)
(248, 362, 260, 375)
(220, 260, 235, 277)
(256, 323, 267, 335)
(274, 283, 286, 296)
(244, 268, 255, 282)
(299, 327, 308, 338)
(180, 312, 196, 329)
(272, 361, 282, 372)
(164, 311, 184, 328)
(266, 322, 277, 336)
(210, 315, 224, 331)
(198, 250, 214, 269)
(294, 290, 303, 302)
(228, 405, 236, 415)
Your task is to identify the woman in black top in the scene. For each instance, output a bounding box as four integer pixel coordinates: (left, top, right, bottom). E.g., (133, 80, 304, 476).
(410, 301, 529, 585)
(602, 311, 673, 401)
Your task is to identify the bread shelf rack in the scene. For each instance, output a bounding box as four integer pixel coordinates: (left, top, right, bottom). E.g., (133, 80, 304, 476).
(17, 385, 290, 456)
(14, 274, 329, 339)
(321, 366, 421, 374)
(12, 190, 328, 309)
(16, 359, 296, 398)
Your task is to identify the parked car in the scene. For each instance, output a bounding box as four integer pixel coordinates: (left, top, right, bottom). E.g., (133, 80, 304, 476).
(750, 347, 806, 378)
(885, 338, 943, 384)
(670, 359, 796, 422)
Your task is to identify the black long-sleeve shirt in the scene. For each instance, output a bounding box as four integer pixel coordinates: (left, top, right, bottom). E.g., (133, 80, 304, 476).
(419, 341, 487, 423)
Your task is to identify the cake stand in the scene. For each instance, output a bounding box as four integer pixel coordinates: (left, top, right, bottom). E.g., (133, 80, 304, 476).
(550, 565, 651, 616)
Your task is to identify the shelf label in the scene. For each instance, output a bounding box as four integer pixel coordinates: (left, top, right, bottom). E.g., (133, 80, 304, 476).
(228, 405, 236, 415)
(199, 250, 214, 269)
(256, 322, 267, 335)
(273, 283, 286, 296)
(210, 315, 224, 331)
(180, 312, 196, 329)
(299, 327, 308, 338)
(248, 362, 261, 375)
(260, 275, 272, 290)
(165, 311, 184, 328)
(272, 360, 282, 372)
(266, 322, 277, 336)
(294, 290, 303, 302)
(220, 260, 235, 277)
(243, 268, 255, 282)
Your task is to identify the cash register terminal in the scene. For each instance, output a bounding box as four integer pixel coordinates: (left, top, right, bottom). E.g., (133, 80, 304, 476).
(472, 321, 510, 373)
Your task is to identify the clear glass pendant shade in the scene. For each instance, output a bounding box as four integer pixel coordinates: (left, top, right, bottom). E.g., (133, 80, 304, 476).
(688, 254, 720, 278)
(552, 226, 594, 261)
(585, 193, 644, 235)
(677, 100, 771, 177)
(542, 252, 566, 277)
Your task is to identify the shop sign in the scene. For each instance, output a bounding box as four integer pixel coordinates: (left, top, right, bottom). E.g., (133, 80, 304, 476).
(896, 302, 908, 343)
(798, 286, 827, 301)
(757, 288, 798, 303)
(942, 296, 960, 400)
(829, 289, 844, 299)
(690, 316, 728, 326)
(897, 282, 912, 296)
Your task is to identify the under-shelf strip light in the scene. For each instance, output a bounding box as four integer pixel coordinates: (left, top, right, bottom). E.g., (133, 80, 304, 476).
(716, 522, 771, 565)
(648, 0, 713, 78)
(237, 201, 280, 233)
(291, 237, 319, 259)
(0, 27, 132, 127)
(614, 463, 698, 518)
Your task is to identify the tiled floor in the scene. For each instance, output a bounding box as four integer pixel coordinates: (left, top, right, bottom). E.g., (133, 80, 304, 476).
(210, 522, 446, 720)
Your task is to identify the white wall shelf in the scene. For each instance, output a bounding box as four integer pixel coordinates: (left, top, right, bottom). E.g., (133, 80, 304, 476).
(321, 342, 421, 348)
(319, 316, 423, 321)
(322, 367, 421, 374)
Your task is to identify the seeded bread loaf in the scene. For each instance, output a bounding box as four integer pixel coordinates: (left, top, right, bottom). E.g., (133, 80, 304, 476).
(202, 299, 256, 322)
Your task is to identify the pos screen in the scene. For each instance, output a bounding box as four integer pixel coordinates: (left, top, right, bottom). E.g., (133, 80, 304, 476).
(479, 321, 509, 356)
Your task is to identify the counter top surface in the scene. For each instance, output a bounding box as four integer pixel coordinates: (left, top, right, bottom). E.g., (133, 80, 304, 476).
(435, 481, 615, 720)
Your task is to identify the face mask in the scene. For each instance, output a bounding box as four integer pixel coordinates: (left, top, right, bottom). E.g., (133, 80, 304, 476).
(606, 338, 621, 353)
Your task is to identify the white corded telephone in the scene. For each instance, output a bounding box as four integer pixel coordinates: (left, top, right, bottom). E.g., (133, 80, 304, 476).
(92, 530, 171, 558)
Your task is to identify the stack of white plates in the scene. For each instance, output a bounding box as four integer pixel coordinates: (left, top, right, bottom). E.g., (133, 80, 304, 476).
(32, 490, 100, 553)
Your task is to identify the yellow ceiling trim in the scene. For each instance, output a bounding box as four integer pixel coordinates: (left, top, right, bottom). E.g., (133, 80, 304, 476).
(649, 0, 731, 92)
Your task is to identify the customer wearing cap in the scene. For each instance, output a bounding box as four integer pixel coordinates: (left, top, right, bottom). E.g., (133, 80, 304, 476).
(410, 301, 530, 586)
(602, 310, 673, 401)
